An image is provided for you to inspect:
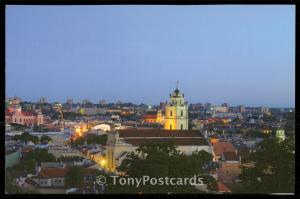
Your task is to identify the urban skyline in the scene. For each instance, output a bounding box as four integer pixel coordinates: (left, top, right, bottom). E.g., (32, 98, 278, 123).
(5, 94, 295, 109)
(5, 5, 295, 194)
(6, 5, 295, 108)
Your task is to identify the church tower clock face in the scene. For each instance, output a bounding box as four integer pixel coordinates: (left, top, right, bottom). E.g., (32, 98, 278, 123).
(164, 84, 188, 131)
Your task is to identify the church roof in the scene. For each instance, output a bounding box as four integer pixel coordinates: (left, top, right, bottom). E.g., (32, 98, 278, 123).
(118, 129, 203, 138)
(174, 88, 180, 94)
(213, 142, 237, 156)
(122, 138, 209, 146)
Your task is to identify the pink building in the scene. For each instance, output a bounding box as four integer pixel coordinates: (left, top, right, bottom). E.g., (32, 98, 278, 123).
(5, 104, 43, 126)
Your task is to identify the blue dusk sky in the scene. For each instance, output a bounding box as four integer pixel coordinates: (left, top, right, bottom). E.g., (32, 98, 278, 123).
(6, 5, 295, 108)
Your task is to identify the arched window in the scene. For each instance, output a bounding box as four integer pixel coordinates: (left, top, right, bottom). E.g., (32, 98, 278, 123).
(170, 124, 172, 130)
(170, 111, 172, 116)
(181, 110, 183, 116)
(181, 124, 183, 130)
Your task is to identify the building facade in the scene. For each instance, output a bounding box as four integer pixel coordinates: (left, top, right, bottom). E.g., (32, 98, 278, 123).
(164, 88, 188, 130)
(105, 129, 212, 172)
(5, 104, 44, 126)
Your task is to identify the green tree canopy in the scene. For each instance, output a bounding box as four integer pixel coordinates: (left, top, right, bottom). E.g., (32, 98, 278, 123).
(238, 137, 295, 193)
(86, 134, 107, 145)
(244, 129, 265, 138)
(26, 148, 56, 165)
(40, 135, 52, 144)
(109, 141, 216, 194)
(71, 136, 85, 147)
(65, 166, 84, 188)
(13, 132, 39, 144)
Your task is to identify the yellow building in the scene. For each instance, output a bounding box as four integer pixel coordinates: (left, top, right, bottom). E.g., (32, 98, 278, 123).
(164, 87, 188, 130)
(156, 110, 165, 125)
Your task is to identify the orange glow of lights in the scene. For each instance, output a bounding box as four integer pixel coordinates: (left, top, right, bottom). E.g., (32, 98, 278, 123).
(100, 159, 106, 167)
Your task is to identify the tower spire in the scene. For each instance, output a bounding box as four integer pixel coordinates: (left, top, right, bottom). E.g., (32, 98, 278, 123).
(176, 80, 179, 90)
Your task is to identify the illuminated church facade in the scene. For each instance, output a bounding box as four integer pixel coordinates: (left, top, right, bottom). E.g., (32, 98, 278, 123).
(164, 87, 189, 130)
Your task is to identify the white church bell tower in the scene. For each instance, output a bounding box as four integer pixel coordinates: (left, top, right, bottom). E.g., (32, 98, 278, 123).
(164, 81, 189, 130)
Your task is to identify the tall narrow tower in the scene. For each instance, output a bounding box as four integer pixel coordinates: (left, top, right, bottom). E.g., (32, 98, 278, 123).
(164, 82, 188, 130)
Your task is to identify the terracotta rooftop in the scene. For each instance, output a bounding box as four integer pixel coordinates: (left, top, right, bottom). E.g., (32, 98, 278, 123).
(21, 111, 37, 116)
(141, 114, 157, 120)
(38, 167, 99, 179)
(217, 182, 231, 193)
(118, 129, 203, 138)
(222, 152, 239, 161)
(213, 142, 237, 156)
(38, 167, 70, 179)
(122, 138, 209, 146)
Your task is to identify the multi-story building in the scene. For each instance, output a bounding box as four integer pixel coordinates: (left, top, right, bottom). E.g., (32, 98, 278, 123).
(82, 99, 90, 105)
(66, 99, 73, 105)
(99, 100, 107, 106)
(259, 106, 269, 114)
(221, 103, 229, 108)
(9, 97, 22, 105)
(40, 97, 47, 104)
(204, 103, 212, 109)
(5, 104, 44, 126)
(164, 87, 188, 130)
(213, 106, 228, 113)
(237, 105, 245, 113)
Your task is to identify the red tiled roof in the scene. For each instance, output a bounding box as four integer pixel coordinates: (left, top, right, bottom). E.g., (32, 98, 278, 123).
(223, 152, 239, 161)
(118, 129, 203, 138)
(141, 114, 157, 120)
(122, 138, 209, 146)
(21, 111, 37, 116)
(38, 167, 70, 178)
(213, 142, 237, 156)
(217, 182, 231, 192)
(5, 110, 13, 116)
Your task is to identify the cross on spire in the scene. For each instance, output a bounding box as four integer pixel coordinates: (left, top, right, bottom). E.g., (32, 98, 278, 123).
(176, 80, 179, 90)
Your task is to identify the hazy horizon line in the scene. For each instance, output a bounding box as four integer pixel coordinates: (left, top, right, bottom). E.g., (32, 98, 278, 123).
(6, 95, 295, 109)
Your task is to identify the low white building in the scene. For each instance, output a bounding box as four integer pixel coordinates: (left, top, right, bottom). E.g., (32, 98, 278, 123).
(92, 124, 111, 132)
(48, 146, 85, 158)
(105, 129, 213, 172)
